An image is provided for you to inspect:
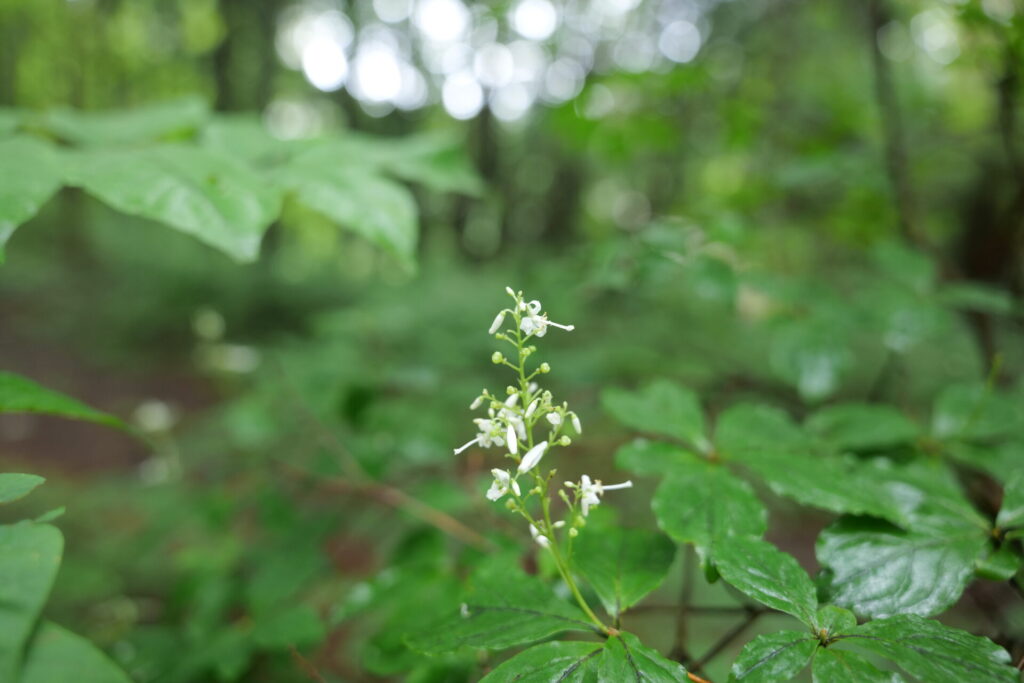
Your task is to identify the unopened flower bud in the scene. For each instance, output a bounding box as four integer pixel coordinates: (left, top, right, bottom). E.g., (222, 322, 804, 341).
(505, 498, 517, 510)
(540, 362, 551, 373)
(568, 527, 579, 537)
(559, 436, 572, 446)
(491, 351, 504, 364)
(506, 386, 517, 396)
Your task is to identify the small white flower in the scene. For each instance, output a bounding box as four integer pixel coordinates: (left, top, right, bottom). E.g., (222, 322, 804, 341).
(486, 468, 521, 501)
(525, 398, 539, 418)
(507, 423, 518, 454)
(505, 286, 516, 297)
(488, 311, 507, 335)
(460, 602, 471, 617)
(530, 523, 550, 548)
(545, 412, 562, 426)
(518, 441, 548, 473)
(570, 412, 582, 434)
(577, 474, 633, 516)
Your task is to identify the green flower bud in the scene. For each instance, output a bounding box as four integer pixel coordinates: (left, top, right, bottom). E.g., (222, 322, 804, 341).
(568, 527, 579, 537)
(540, 362, 551, 373)
(559, 436, 572, 447)
(491, 351, 504, 364)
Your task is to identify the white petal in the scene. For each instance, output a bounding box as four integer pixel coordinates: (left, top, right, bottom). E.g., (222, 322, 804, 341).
(511, 479, 521, 496)
(545, 412, 562, 426)
(525, 399, 539, 418)
(470, 395, 484, 410)
(571, 413, 582, 434)
(505, 286, 516, 296)
(507, 423, 518, 453)
(488, 311, 506, 335)
(518, 441, 548, 473)
(527, 300, 542, 314)
(486, 483, 504, 501)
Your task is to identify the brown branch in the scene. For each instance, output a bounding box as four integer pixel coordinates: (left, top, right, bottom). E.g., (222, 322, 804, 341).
(289, 645, 327, 683)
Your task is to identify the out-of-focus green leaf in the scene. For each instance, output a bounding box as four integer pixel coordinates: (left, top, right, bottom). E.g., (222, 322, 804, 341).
(615, 438, 697, 476)
(376, 131, 484, 197)
(19, 622, 131, 683)
(715, 403, 806, 457)
(816, 516, 986, 618)
(602, 380, 708, 449)
(0, 109, 21, 135)
(573, 526, 675, 617)
(0, 136, 62, 260)
(997, 469, 1024, 530)
(0, 372, 126, 429)
(41, 96, 208, 145)
(975, 543, 1021, 581)
(729, 631, 817, 682)
(0, 474, 45, 504)
(712, 536, 818, 626)
(841, 615, 1017, 682)
(64, 145, 280, 262)
(652, 456, 766, 550)
(199, 115, 304, 164)
(274, 145, 418, 266)
(406, 565, 595, 654)
(931, 383, 1022, 442)
(0, 523, 64, 681)
(811, 648, 903, 682)
(251, 604, 324, 649)
(937, 282, 1017, 315)
(770, 319, 852, 401)
(805, 403, 920, 451)
(872, 242, 935, 294)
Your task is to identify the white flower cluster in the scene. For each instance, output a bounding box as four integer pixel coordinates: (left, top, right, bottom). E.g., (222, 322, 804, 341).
(454, 287, 632, 550)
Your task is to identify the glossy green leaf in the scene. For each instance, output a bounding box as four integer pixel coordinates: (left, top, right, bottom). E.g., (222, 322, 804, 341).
(274, 145, 418, 266)
(975, 544, 1021, 582)
(41, 96, 208, 145)
(714, 403, 807, 458)
(19, 622, 131, 683)
(729, 631, 817, 682)
(815, 605, 856, 637)
(0, 474, 45, 504)
(805, 403, 919, 451)
(573, 526, 676, 617)
(614, 438, 697, 476)
(602, 380, 708, 449)
(0, 372, 126, 429)
(599, 632, 689, 682)
(0, 136, 62, 259)
(816, 516, 987, 618)
(64, 145, 280, 262)
(406, 565, 595, 654)
(652, 456, 766, 550)
(480, 640, 601, 682)
(841, 615, 1017, 683)
(997, 469, 1024, 530)
(712, 536, 818, 626)
(0, 522, 64, 681)
(811, 648, 902, 682)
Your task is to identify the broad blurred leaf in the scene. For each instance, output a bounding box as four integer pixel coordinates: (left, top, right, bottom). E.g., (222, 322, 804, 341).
(997, 469, 1024, 530)
(275, 146, 418, 266)
(816, 516, 987, 618)
(937, 282, 1016, 315)
(770, 319, 852, 401)
(0, 136, 62, 259)
(652, 456, 766, 549)
(975, 544, 1021, 581)
(811, 648, 902, 682)
(872, 242, 935, 295)
(712, 536, 818, 626)
(19, 622, 131, 683)
(406, 565, 595, 654)
(931, 383, 1022, 442)
(842, 615, 1017, 682)
(376, 131, 484, 197)
(0, 372, 126, 429)
(573, 526, 676, 617)
(0, 522, 64, 681)
(729, 631, 817, 682)
(0, 474, 45, 504)
(602, 380, 707, 448)
(615, 438, 697, 476)
(805, 403, 919, 451)
(199, 115, 303, 164)
(0, 109, 21, 135)
(64, 145, 280, 262)
(41, 97, 208, 145)
(251, 604, 324, 649)
(715, 403, 806, 456)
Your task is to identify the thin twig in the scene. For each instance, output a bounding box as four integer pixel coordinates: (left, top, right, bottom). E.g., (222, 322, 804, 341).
(631, 604, 772, 616)
(691, 608, 766, 674)
(669, 547, 695, 664)
(288, 645, 327, 683)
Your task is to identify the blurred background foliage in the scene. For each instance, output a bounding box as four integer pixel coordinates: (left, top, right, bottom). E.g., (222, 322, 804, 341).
(2, 0, 1024, 680)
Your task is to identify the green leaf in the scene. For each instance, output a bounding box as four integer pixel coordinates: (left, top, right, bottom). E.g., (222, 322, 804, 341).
(251, 604, 324, 649)
(573, 526, 676, 617)
(0, 522, 64, 681)
(997, 469, 1024, 530)
(0, 474, 45, 504)
(199, 115, 304, 164)
(41, 97, 208, 145)
(805, 403, 920, 451)
(0, 136, 62, 259)
(816, 516, 987, 618)
(406, 565, 595, 654)
(19, 622, 131, 683)
(599, 632, 689, 682)
(931, 383, 1022, 442)
(615, 438, 697, 476)
(937, 282, 1016, 315)
(815, 605, 857, 637)
(975, 543, 1021, 582)
(274, 145, 418, 266)
(841, 615, 1017, 683)
(375, 131, 484, 197)
(714, 403, 807, 458)
(769, 319, 852, 401)
(64, 145, 280, 262)
(602, 380, 708, 449)
(729, 631, 817, 682)
(712, 536, 818, 626)
(0, 108, 21, 135)
(812, 648, 902, 682)
(652, 456, 766, 550)
(0, 372, 126, 429)
(480, 640, 601, 682)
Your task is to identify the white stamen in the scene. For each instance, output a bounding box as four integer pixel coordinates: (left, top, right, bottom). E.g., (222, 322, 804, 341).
(454, 437, 479, 454)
